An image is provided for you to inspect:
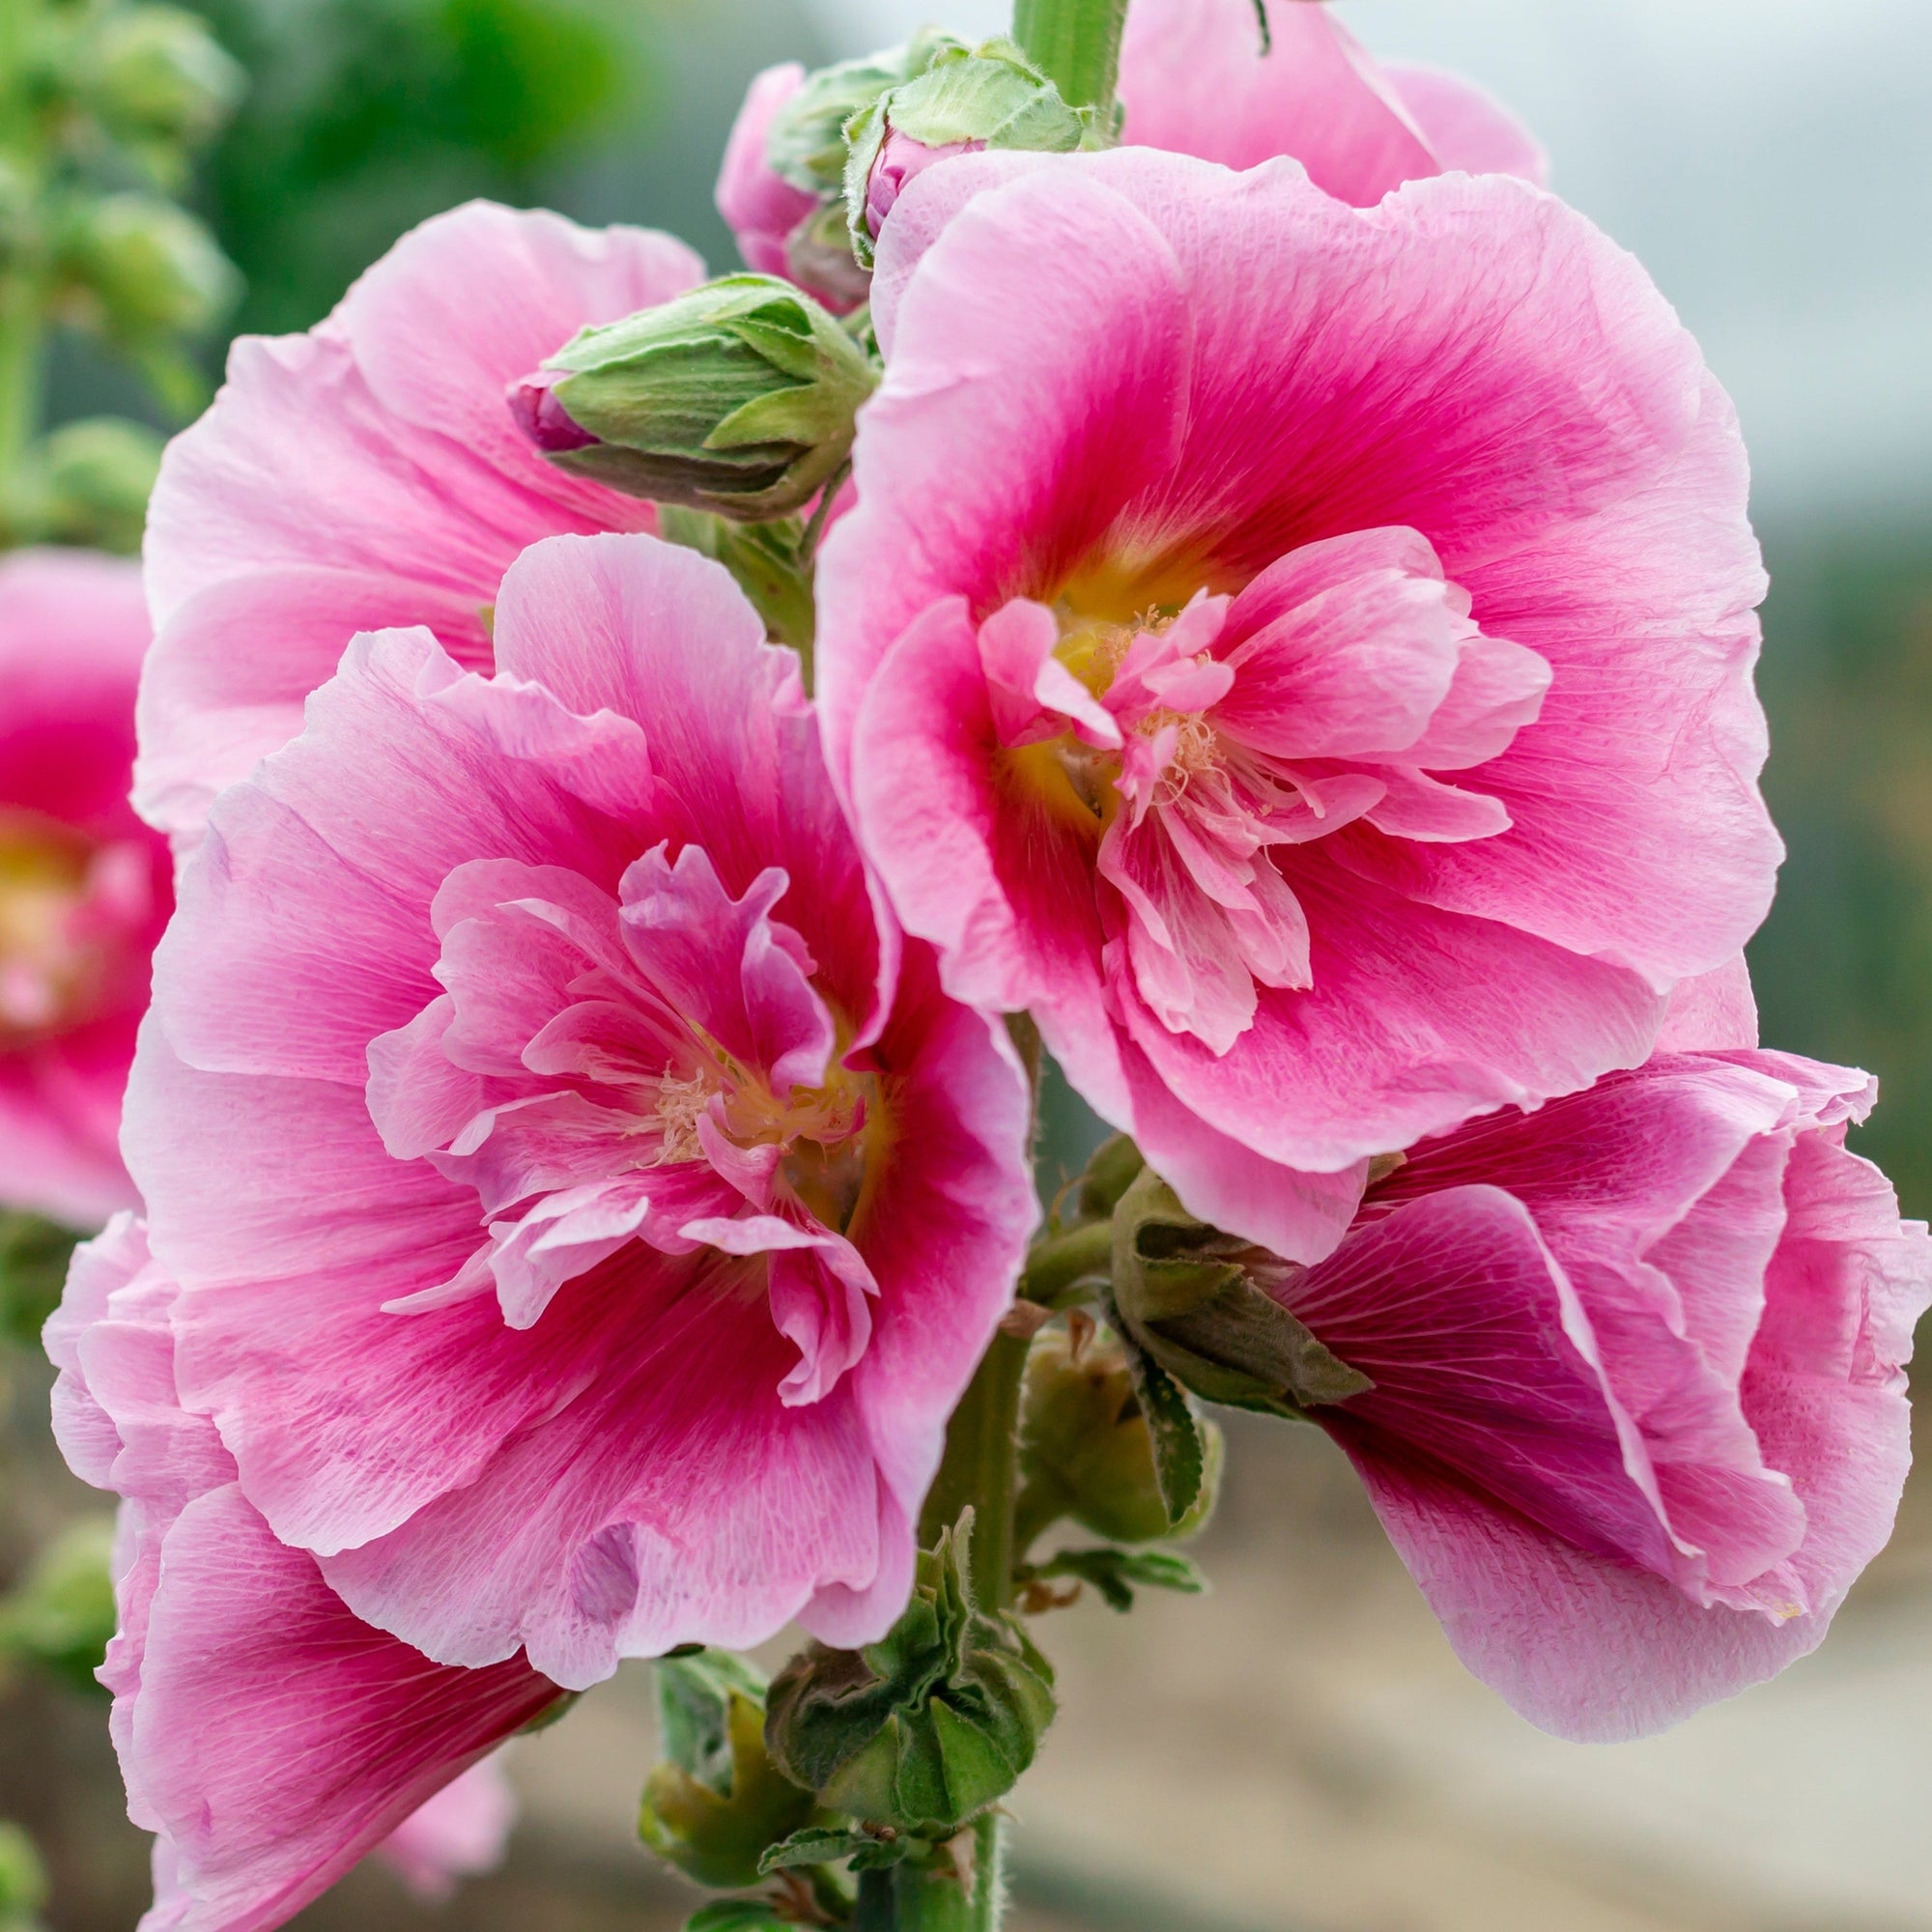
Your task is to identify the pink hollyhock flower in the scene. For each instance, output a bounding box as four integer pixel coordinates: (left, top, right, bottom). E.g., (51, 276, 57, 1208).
(717, 63, 821, 279)
(136, 201, 705, 841)
(45, 1217, 562, 1932)
(818, 149, 1780, 1264)
(0, 550, 171, 1228)
(123, 531, 1035, 1690)
(1262, 1026, 1932, 1739)
(373, 1756, 517, 1901)
(1117, 0, 1548, 201)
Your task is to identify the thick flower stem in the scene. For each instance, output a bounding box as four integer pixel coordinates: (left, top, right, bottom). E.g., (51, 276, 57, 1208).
(1021, 1219, 1113, 1308)
(1011, 0, 1132, 119)
(920, 1329, 1030, 1613)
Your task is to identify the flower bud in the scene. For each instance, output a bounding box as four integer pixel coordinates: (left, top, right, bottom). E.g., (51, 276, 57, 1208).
(765, 1517, 1055, 1840)
(1111, 1170, 1374, 1419)
(41, 416, 164, 553)
(638, 1651, 814, 1890)
(1016, 1323, 1223, 1549)
(61, 193, 240, 347)
(843, 39, 1090, 265)
(83, 6, 245, 153)
(764, 31, 959, 199)
(510, 275, 878, 523)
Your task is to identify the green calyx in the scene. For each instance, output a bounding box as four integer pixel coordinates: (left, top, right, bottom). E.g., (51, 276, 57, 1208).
(1014, 1323, 1224, 1551)
(541, 274, 877, 524)
(1110, 1170, 1375, 1423)
(766, 31, 960, 198)
(764, 1515, 1056, 1841)
(638, 1651, 817, 1891)
(841, 38, 1093, 269)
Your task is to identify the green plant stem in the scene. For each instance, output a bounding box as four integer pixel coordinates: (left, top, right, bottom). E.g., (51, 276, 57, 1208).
(919, 1329, 1029, 1613)
(1021, 1219, 1113, 1308)
(1011, 0, 1132, 118)
(971, 1812, 1007, 1932)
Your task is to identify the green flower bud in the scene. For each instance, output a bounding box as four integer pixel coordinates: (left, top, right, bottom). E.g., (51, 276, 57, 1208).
(62, 193, 240, 347)
(83, 7, 244, 153)
(765, 1517, 1055, 1840)
(514, 275, 877, 523)
(1015, 1323, 1223, 1550)
(41, 416, 163, 554)
(638, 1651, 815, 1891)
(765, 32, 960, 198)
(1111, 1171, 1374, 1420)
(0, 1518, 117, 1698)
(844, 39, 1091, 268)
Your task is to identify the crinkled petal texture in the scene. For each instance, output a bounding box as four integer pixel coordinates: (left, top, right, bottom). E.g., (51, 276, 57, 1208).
(44, 1217, 561, 1932)
(1286, 1051, 1932, 1740)
(137, 202, 706, 840)
(124, 531, 1035, 1692)
(1116, 0, 1547, 200)
(0, 551, 171, 1226)
(826, 150, 1778, 1263)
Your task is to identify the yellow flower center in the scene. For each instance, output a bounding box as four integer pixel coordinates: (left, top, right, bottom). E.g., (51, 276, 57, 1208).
(0, 814, 99, 1042)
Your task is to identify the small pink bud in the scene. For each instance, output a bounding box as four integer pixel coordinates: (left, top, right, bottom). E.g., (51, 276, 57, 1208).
(865, 129, 982, 242)
(505, 368, 598, 454)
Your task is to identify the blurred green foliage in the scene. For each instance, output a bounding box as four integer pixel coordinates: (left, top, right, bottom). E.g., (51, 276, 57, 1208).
(1752, 518, 1932, 1220)
(189, 0, 650, 336)
(0, 1519, 116, 1699)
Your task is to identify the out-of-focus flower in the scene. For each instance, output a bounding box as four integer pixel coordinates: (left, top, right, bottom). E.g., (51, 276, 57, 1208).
(1259, 1042, 1932, 1739)
(715, 64, 820, 284)
(0, 550, 170, 1229)
(1116, 0, 1547, 201)
(44, 1218, 563, 1932)
(819, 149, 1779, 1264)
(122, 531, 1036, 1691)
(136, 202, 705, 842)
(373, 1757, 517, 1902)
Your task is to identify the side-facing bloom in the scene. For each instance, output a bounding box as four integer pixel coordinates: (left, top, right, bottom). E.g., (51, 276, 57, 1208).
(136, 202, 704, 840)
(818, 149, 1780, 1263)
(1117, 0, 1547, 201)
(1263, 1041, 1932, 1739)
(124, 531, 1035, 1690)
(46, 1217, 561, 1932)
(0, 550, 171, 1228)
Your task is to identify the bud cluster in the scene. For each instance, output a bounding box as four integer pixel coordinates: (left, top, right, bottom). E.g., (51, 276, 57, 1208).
(0, 0, 242, 549)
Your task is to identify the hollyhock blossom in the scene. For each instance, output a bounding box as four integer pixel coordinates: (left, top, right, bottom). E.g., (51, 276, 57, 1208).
(1117, 0, 1547, 200)
(45, 1217, 561, 1932)
(123, 531, 1035, 1690)
(0, 550, 171, 1228)
(819, 149, 1780, 1263)
(373, 1757, 517, 1901)
(1257, 1038, 1932, 1740)
(135, 201, 704, 840)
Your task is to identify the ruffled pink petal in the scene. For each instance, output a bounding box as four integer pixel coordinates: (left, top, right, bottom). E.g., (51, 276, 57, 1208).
(1655, 955, 1760, 1052)
(1384, 65, 1549, 186)
(1116, 0, 1437, 202)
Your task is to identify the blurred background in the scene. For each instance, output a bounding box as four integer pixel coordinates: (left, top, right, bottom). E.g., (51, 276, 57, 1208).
(4, 0, 1931, 1927)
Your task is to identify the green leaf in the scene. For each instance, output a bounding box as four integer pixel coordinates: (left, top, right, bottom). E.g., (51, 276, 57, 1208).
(758, 1824, 913, 1875)
(1024, 1546, 1208, 1613)
(1103, 1301, 1208, 1528)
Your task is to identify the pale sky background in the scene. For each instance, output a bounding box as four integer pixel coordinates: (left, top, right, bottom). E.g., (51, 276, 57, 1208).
(805, 0, 1932, 520)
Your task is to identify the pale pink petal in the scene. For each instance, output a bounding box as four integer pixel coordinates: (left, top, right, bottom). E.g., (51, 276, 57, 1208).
(1385, 65, 1550, 186)
(717, 65, 819, 278)
(375, 1757, 517, 1903)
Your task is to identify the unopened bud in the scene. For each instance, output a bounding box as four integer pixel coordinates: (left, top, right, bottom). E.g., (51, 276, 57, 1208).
(765, 1515, 1055, 1839)
(1017, 1324, 1223, 1548)
(62, 193, 240, 346)
(1111, 1171, 1374, 1419)
(765, 31, 958, 199)
(511, 275, 877, 523)
(84, 7, 244, 152)
(844, 39, 1090, 265)
(638, 1651, 814, 1890)
(41, 417, 164, 553)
